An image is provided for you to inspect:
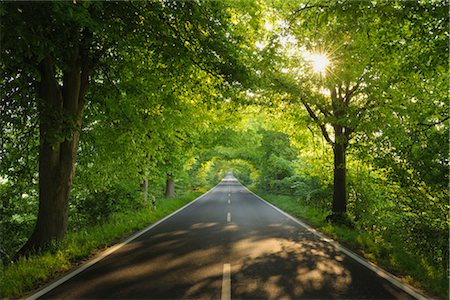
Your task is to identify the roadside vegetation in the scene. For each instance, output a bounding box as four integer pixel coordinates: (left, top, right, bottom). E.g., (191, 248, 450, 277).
(192, 114, 448, 299)
(0, 192, 201, 298)
(261, 193, 447, 298)
(1, 1, 447, 299)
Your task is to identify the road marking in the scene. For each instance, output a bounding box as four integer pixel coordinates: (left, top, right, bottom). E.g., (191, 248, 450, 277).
(221, 263, 231, 300)
(26, 184, 221, 300)
(227, 212, 231, 222)
(241, 185, 429, 300)
(228, 199, 231, 204)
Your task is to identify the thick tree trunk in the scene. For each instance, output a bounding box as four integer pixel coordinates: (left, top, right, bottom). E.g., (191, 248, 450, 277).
(18, 53, 89, 256)
(330, 87, 349, 215)
(165, 174, 175, 198)
(332, 141, 347, 213)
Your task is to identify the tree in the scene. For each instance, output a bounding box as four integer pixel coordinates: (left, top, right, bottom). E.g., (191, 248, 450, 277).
(264, 0, 448, 221)
(1, 1, 253, 255)
(257, 128, 297, 191)
(2, 2, 101, 255)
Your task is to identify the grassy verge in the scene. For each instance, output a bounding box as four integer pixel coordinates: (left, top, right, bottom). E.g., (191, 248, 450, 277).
(260, 193, 448, 299)
(0, 191, 202, 299)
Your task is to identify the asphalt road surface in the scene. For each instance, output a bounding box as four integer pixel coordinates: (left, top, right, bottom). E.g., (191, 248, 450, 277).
(33, 175, 421, 299)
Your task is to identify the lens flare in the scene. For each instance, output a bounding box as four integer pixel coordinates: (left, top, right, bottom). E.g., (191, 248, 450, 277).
(309, 53, 330, 75)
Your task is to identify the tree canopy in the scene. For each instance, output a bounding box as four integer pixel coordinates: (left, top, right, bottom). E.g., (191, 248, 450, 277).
(1, 0, 448, 297)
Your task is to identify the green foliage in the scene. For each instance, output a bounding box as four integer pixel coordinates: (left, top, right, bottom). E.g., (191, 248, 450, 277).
(191, 156, 258, 189)
(0, 0, 447, 298)
(256, 129, 298, 192)
(70, 186, 142, 228)
(1, 0, 260, 255)
(262, 193, 448, 298)
(0, 192, 200, 299)
(0, 180, 38, 263)
(260, 193, 328, 228)
(247, 3, 448, 296)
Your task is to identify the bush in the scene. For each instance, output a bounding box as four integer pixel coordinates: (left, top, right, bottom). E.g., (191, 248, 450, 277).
(70, 186, 142, 228)
(0, 181, 38, 264)
(1, 192, 200, 298)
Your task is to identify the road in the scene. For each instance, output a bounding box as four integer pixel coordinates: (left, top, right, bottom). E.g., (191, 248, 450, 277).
(33, 175, 420, 299)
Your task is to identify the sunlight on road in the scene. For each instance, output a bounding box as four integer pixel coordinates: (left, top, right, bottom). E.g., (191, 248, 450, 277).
(232, 235, 352, 299)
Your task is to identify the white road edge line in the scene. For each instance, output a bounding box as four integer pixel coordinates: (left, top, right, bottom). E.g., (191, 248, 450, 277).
(26, 183, 221, 300)
(240, 184, 429, 300)
(227, 212, 231, 223)
(221, 263, 231, 300)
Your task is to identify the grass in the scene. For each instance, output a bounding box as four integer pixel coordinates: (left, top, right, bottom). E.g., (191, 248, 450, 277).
(260, 193, 448, 299)
(2, 190, 446, 299)
(0, 191, 201, 299)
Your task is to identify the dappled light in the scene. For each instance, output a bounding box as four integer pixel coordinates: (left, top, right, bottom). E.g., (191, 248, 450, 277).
(1, 0, 447, 298)
(39, 178, 415, 299)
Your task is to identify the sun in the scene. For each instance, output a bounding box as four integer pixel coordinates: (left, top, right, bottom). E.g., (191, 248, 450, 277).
(309, 53, 331, 75)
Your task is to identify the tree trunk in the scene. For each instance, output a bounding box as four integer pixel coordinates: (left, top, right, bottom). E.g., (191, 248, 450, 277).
(17, 53, 89, 256)
(330, 87, 348, 215)
(332, 141, 347, 213)
(143, 178, 149, 202)
(165, 174, 175, 198)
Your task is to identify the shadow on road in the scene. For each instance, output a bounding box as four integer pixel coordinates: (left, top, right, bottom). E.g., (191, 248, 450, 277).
(41, 179, 413, 299)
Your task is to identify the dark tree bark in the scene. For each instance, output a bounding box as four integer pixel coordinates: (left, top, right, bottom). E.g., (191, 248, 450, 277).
(301, 84, 357, 218)
(165, 174, 175, 198)
(332, 139, 347, 213)
(330, 89, 348, 215)
(18, 48, 91, 256)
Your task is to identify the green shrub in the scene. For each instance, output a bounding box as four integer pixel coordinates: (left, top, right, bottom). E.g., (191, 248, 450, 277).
(262, 193, 448, 299)
(0, 192, 200, 299)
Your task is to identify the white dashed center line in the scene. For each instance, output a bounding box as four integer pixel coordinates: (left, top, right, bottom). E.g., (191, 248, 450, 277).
(221, 263, 231, 300)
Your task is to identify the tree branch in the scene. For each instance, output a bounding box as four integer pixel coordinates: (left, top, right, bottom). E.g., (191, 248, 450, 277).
(156, 11, 226, 82)
(300, 97, 333, 145)
(344, 81, 361, 104)
(316, 102, 332, 117)
(292, 4, 330, 16)
(344, 126, 354, 140)
(418, 116, 449, 129)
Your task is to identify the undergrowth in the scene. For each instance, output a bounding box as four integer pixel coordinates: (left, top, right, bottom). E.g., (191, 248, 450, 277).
(261, 193, 448, 299)
(0, 192, 201, 299)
